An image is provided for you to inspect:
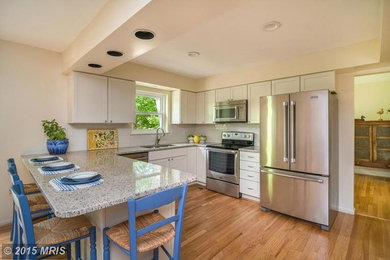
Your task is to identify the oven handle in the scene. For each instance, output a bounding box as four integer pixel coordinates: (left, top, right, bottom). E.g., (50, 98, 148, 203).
(205, 147, 239, 154)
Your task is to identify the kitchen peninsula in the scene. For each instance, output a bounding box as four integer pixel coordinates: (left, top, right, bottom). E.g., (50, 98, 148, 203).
(21, 149, 196, 259)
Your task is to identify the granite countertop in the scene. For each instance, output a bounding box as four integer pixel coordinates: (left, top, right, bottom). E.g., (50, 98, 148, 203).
(239, 146, 260, 152)
(21, 149, 196, 218)
(117, 142, 215, 155)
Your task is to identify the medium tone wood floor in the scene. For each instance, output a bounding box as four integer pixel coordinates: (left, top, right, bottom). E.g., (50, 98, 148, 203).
(182, 185, 390, 259)
(354, 173, 390, 220)
(1, 184, 390, 259)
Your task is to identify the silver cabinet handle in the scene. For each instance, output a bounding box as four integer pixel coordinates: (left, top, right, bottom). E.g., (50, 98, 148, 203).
(248, 156, 254, 159)
(247, 175, 254, 177)
(261, 170, 323, 183)
(290, 101, 296, 163)
(110, 120, 113, 123)
(247, 166, 254, 168)
(247, 188, 254, 190)
(283, 101, 289, 162)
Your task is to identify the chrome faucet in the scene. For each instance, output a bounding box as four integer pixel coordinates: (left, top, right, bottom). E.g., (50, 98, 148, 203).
(155, 128, 165, 146)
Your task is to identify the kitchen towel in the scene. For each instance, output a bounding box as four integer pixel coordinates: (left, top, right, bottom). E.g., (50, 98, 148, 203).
(38, 165, 80, 175)
(29, 157, 64, 165)
(49, 177, 104, 191)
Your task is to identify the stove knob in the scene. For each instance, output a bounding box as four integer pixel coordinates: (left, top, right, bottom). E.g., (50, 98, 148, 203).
(227, 134, 231, 137)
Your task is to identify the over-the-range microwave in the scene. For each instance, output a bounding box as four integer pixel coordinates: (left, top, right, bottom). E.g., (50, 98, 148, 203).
(214, 100, 247, 123)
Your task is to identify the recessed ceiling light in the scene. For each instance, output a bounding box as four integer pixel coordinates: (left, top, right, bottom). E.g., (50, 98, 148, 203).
(263, 21, 281, 32)
(134, 30, 155, 40)
(88, 63, 102, 68)
(107, 50, 124, 57)
(188, 51, 200, 57)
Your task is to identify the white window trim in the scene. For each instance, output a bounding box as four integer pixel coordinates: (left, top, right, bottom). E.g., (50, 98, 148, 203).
(132, 90, 168, 134)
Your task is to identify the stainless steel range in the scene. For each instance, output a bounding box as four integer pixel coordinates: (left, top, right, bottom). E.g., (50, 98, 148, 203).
(206, 131, 254, 198)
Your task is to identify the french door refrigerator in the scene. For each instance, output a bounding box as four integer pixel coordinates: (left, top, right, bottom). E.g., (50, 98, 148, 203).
(260, 89, 339, 230)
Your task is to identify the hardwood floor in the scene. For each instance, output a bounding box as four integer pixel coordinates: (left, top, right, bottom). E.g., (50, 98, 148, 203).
(354, 173, 390, 220)
(1, 184, 390, 259)
(182, 184, 390, 259)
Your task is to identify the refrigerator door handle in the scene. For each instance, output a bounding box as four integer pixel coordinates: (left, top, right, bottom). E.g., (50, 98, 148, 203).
(261, 170, 324, 183)
(290, 101, 296, 163)
(283, 101, 289, 162)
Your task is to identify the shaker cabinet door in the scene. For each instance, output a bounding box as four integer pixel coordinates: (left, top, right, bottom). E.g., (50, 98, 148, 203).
(108, 78, 135, 123)
(72, 72, 108, 123)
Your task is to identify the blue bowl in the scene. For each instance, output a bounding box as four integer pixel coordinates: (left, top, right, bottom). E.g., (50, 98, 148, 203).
(47, 139, 69, 155)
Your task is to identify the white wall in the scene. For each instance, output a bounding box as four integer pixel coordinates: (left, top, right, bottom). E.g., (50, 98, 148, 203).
(354, 72, 390, 120)
(0, 40, 193, 225)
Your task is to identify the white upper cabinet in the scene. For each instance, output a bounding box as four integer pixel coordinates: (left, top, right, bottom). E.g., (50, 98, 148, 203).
(271, 77, 300, 95)
(171, 90, 196, 124)
(216, 85, 247, 102)
(247, 81, 271, 124)
(204, 90, 216, 123)
(108, 78, 136, 123)
(196, 92, 205, 124)
(71, 72, 107, 123)
(231, 85, 248, 100)
(69, 72, 135, 124)
(216, 88, 231, 102)
(300, 71, 335, 92)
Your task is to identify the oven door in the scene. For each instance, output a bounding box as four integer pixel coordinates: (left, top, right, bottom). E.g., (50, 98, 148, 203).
(206, 148, 239, 184)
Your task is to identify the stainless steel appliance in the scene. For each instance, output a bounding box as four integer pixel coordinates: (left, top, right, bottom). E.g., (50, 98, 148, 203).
(206, 131, 254, 198)
(214, 100, 247, 123)
(260, 89, 339, 231)
(120, 152, 148, 162)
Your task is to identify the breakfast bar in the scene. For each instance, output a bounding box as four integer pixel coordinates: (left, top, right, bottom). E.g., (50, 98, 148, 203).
(21, 149, 196, 259)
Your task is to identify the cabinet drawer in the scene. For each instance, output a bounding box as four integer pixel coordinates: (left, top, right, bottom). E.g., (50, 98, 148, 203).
(240, 179, 260, 198)
(240, 160, 260, 172)
(240, 169, 260, 182)
(240, 152, 260, 163)
(148, 148, 187, 161)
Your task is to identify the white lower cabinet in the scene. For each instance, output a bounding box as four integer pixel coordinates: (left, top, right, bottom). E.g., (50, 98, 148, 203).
(196, 147, 207, 183)
(240, 151, 260, 198)
(149, 148, 187, 171)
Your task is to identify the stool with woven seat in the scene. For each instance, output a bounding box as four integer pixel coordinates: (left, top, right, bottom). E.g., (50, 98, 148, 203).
(11, 182, 97, 260)
(7, 160, 53, 248)
(103, 184, 188, 260)
(8, 158, 40, 194)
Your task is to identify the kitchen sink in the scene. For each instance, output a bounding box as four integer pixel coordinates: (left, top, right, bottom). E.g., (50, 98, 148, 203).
(141, 144, 175, 149)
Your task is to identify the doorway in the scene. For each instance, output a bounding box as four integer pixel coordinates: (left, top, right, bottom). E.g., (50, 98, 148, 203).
(354, 72, 390, 220)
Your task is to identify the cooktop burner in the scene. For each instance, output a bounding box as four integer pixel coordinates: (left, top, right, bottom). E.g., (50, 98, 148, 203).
(206, 131, 254, 150)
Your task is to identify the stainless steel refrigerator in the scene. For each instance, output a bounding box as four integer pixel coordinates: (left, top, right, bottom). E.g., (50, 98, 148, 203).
(260, 89, 339, 230)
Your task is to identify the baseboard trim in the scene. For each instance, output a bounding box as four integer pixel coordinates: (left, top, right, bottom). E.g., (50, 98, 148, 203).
(190, 181, 206, 186)
(338, 206, 355, 215)
(242, 194, 260, 202)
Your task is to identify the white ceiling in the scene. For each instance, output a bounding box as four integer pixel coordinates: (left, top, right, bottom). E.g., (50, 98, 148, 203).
(132, 0, 382, 78)
(0, 0, 109, 52)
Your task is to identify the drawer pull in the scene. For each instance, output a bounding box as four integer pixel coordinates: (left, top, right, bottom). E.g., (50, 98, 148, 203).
(247, 188, 254, 190)
(247, 166, 254, 168)
(248, 156, 254, 158)
(247, 175, 254, 177)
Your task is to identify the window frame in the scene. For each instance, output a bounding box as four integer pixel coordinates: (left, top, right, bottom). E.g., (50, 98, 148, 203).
(132, 90, 168, 134)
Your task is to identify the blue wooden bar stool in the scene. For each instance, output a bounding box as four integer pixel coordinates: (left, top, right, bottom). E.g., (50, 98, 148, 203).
(10, 182, 97, 260)
(103, 184, 188, 260)
(7, 160, 52, 247)
(7, 158, 40, 194)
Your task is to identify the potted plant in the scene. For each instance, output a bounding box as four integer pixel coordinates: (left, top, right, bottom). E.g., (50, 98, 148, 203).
(42, 119, 69, 155)
(187, 135, 194, 144)
(199, 135, 207, 144)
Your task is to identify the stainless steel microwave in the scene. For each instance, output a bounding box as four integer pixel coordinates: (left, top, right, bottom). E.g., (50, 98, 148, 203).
(214, 100, 247, 123)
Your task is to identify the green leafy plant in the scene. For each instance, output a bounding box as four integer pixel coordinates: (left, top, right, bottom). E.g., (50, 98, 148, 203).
(187, 135, 194, 138)
(199, 135, 207, 138)
(42, 119, 67, 140)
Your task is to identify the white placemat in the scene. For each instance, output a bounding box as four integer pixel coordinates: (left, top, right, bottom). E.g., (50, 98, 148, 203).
(49, 178, 104, 191)
(38, 165, 80, 175)
(29, 157, 63, 165)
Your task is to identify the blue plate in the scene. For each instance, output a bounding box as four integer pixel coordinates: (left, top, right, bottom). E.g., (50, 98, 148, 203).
(41, 163, 75, 171)
(31, 156, 59, 162)
(60, 174, 102, 185)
